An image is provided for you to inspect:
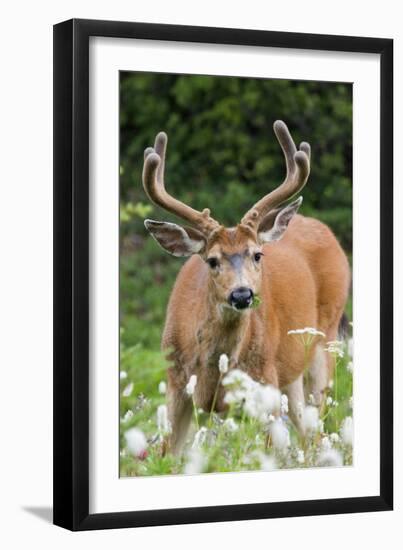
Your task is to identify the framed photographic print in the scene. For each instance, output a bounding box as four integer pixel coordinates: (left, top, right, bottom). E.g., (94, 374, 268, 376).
(53, 19, 393, 531)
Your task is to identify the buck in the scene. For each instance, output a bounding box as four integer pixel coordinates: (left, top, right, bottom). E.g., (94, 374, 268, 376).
(142, 121, 350, 453)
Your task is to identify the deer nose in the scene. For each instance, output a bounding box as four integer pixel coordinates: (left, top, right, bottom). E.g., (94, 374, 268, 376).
(229, 287, 254, 310)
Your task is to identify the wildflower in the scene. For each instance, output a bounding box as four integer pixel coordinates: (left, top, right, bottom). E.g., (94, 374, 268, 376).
(318, 419, 324, 433)
(185, 374, 197, 396)
(124, 427, 148, 458)
(192, 426, 209, 448)
(259, 453, 277, 472)
(244, 384, 281, 422)
(317, 448, 343, 468)
(348, 338, 353, 358)
(158, 380, 167, 395)
(269, 418, 290, 450)
(223, 418, 238, 432)
(303, 405, 319, 433)
(267, 414, 276, 424)
(184, 448, 206, 475)
(121, 409, 134, 423)
(347, 361, 353, 373)
(122, 382, 134, 397)
(296, 449, 305, 464)
(288, 327, 326, 349)
(321, 435, 332, 451)
(326, 396, 333, 406)
(218, 354, 229, 374)
(340, 416, 354, 446)
(324, 340, 344, 358)
(120, 370, 128, 380)
(287, 327, 325, 337)
(280, 394, 289, 415)
(222, 368, 254, 388)
(157, 404, 171, 434)
(330, 432, 340, 444)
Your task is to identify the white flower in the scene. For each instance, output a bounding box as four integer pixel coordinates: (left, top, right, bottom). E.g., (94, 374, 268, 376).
(326, 396, 333, 406)
(223, 388, 246, 405)
(318, 419, 324, 433)
(340, 416, 354, 446)
(330, 432, 340, 444)
(259, 453, 277, 472)
(222, 368, 253, 388)
(347, 361, 353, 373)
(269, 418, 290, 450)
(348, 338, 353, 358)
(185, 374, 197, 396)
(303, 405, 319, 433)
(321, 435, 332, 451)
(120, 370, 128, 380)
(287, 327, 325, 337)
(122, 382, 134, 397)
(218, 354, 229, 374)
(268, 414, 276, 424)
(124, 428, 147, 457)
(192, 426, 209, 448)
(157, 404, 171, 434)
(244, 384, 281, 422)
(317, 448, 343, 468)
(280, 394, 289, 415)
(158, 381, 167, 395)
(324, 340, 345, 358)
(184, 448, 206, 475)
(223, 418, 239, 432)
(296, 449, 305, 464)
(121, 409, 134, 423)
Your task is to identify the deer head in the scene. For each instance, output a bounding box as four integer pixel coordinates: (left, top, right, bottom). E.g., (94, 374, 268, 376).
(143, 121, 310, 311)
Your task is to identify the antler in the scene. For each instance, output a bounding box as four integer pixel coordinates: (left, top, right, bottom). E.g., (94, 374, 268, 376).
(241, 120, 311, 231)
(142, 132, 220, 236)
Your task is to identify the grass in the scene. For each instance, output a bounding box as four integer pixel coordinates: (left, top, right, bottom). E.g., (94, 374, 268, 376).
(119, 326, 353, 477)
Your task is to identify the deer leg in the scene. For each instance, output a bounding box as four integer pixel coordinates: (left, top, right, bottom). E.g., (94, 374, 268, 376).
(306, 343, 329, 408)
(167, 386, 193, 456)
(283, 374, 305, 436)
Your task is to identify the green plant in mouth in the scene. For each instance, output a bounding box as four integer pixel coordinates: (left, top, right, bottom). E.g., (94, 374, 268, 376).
(251, 294, 262, 308)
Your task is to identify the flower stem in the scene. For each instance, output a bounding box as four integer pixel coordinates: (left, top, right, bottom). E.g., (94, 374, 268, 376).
(209, 373, 223, 428)
(192, 397, 199, 431)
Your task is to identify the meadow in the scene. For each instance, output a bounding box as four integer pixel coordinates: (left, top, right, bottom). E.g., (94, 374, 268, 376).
(119, 327, 353, 476)
(119, 73, 353, 477)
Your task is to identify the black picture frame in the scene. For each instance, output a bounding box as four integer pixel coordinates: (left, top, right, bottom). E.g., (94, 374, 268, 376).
(53, 18, 393, 531)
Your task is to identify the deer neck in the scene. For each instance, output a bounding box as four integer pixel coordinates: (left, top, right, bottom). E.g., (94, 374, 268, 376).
(200, 294, 252, 368)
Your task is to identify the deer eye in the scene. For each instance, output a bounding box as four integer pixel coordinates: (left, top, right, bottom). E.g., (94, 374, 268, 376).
(207, 257, 219, 269)
(254, 252, 263, 263)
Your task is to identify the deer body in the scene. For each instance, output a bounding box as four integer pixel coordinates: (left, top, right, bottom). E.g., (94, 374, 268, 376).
(141, 121, 350, 453)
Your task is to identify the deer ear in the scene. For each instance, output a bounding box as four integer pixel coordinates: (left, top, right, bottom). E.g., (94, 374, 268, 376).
(144, 220, 206, 257)
(258, 197, 303, 243)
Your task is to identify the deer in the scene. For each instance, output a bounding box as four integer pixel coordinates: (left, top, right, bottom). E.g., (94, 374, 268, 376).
(141, 121, 350, 454)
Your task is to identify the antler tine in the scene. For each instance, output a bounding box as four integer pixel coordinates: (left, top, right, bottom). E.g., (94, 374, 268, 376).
(142, 132, 220, 236)
(241, 120, 310, 230)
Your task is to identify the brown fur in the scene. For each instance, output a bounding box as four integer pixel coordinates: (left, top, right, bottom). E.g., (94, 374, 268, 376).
(162, 214, 350, 452)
